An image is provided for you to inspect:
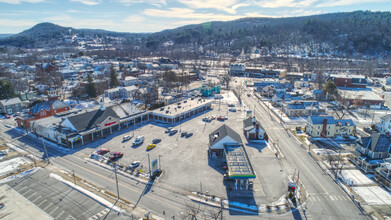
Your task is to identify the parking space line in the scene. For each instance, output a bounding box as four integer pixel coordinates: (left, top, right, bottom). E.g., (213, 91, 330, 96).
(43, 202, 53, 211)
(37, 198, 47, 207)
(56, 210, 65, 219)
(31, 195, 42, 203)
(26, 191, 36, 199)
(330, 196, 335, 201)
(49, 206, 59, 216)
(22, 188, 32, 196)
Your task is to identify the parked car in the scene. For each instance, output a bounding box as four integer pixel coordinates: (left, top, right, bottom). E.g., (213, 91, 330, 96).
(129, 161, 140, 169)
(181, 132, 187, 137)
(202, 117, 211, 122)
(147, 144, 156, 150)
(152, 138, 161, 144)
(109, 152, 123, 161)
(96, 148, 110, 155)
(123, 135, 133, 141)
(169, 129, 178, 135)
(217, 116, 225, 121)
(228, 103, 235, 107)
(133, 135, 144, 145)
(185, 132, 193, 138)
(229, 108, 237, 112)
(165, 127, 173, 133)
(5, 115, 11, 119)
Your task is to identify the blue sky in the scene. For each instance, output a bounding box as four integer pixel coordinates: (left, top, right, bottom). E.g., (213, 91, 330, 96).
(0, 0, 390, 34)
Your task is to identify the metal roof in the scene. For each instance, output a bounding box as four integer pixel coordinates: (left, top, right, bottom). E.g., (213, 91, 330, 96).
(224, 144, 255, 179)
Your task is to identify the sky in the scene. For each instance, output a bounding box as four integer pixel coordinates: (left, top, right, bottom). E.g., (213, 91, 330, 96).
(0, 0, 390, 34)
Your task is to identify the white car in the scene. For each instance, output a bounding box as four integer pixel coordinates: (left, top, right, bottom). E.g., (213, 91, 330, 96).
(123, 135, 133, 141)
(129, 161, 140, 169)
(133, 135, 144, 145)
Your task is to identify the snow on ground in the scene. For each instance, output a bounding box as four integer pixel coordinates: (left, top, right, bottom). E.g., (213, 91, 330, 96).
(64, 99, 98, 110)
(50, 173, 124, 213)
(339, 170, 374, 186)
(312, 148, 336, 155)
(221, 91, 239, 104)
(0, 168, 41, 184)
(353, 186, 391, 206)
(0, 157, 31, 177)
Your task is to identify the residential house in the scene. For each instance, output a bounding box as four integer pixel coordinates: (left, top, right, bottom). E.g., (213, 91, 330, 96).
(243, 116, 266, 140)
(123, 76, 138, 86)
(121, 86, 138, 100)
(356, 132, 391, 159)
(272, 92, 292, 106)
(0, 98, 22, 114)
(17, 100, 70, 128)
(282, 101, 325, 117)
(104, 87, 122, 100)
(306, 116, 355, 138)
(378, 114, 391, 133)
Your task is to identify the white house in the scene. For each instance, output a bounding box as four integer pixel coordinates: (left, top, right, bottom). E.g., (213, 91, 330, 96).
(123, 76, 138, 86)
(379, 114, 391, 133)
(243, 116, 266, 140)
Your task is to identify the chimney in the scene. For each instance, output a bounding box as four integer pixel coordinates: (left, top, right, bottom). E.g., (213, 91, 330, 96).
(100, 97, 106, 111)
(252, 116, 256, 126)
(321, 118, 328, 137)
(256, 124, 259, 139)
(387, 131, 390, 137)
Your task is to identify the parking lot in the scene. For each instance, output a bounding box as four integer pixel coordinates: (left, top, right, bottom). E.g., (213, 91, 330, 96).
(79, 92, 288, 204)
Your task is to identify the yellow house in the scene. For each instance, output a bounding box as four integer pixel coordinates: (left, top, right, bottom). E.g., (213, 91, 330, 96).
(306, 116, 355, 138)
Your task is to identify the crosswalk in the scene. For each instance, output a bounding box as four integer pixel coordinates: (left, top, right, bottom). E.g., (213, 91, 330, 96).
(307, 194, 350, 202)
(88, 208, 110, 220)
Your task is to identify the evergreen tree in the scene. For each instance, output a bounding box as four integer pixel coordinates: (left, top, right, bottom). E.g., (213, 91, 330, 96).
(109, 66, 119, 88)
(0, 79, 15, 99)
(86, 74, 97, 98)
(323, 80, 337, 100)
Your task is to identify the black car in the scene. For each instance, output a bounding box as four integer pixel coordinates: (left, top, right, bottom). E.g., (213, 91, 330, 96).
(169, 129, 178, 135)
(181, 132, 187, 137)
(185, 132, 193, 138)
(152, 138, 161, 144)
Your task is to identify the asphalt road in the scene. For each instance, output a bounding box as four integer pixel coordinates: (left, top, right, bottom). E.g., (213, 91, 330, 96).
(241, 89, 370, 220)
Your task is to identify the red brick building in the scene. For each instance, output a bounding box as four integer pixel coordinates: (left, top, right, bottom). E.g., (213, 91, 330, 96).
(17, 100, 70, 128)
(329, 74, 367, 88)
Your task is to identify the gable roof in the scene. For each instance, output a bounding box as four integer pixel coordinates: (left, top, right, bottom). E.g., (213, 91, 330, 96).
(335, 119, 355, 127)
(243, 117, 255, 129)
(309, 116, 336, 125)
(66, 107, 119, 132)
(31, 100, 68, 114)
(209, 124, 242, 146)
(0, 97, 21, 106)
(360, 133, 391, 153)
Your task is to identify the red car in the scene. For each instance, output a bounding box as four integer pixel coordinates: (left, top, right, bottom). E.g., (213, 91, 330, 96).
(96, 148, 110, 155)
(217, 116, 225, 121)
(109, 152, 124, 161)
(4, 115, 11, 119)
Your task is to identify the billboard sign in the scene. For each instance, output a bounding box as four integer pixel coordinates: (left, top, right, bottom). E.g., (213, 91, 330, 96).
(151, 159, 159, 175)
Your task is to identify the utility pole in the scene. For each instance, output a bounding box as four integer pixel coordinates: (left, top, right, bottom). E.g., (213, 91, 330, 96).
(41, 137, 50, 164)
(159, 155, 162, 170)
(200, 182, 202, 193)
(148, 153, 151, 177)
(114, 165, 120, 199)
(72, 170, 76, 186)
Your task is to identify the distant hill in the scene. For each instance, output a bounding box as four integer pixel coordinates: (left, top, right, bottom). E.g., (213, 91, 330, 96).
(0, 22, 148, 48)
(1, 11, 391, 58)
(0, 34, 13, 39)
(145, 11, 391, 58)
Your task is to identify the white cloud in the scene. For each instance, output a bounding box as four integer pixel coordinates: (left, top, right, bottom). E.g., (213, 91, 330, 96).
(70, 0, 101, 5)
(0, 0, 43, 4)
(253, 0, 317, 8)
(178, 0, 250, 14)
(117, 0, 166, 7)
(0, 19, 37, 27)
(124, 15, 145, 23)
(144, 7, 245, 20)
(315, 0, 389, 7)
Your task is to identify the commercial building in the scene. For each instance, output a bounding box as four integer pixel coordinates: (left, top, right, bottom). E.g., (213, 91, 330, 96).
(328, 74, 367, 88)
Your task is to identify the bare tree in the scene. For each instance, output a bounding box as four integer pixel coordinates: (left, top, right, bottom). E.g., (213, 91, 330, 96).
(234, 84, 245, 106)
(205, 208, 223, 220)
(221, 72, 232, 89)
(30, 122, 39, 138)
(326, 153, 344, 179)
(184, 202, 201, 220)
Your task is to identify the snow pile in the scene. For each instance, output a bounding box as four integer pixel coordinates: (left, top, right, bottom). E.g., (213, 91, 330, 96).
(0, 157, 31, 177)
(50, 173, 124, 213)
(353, 186, 391, 205)
(0, 167, 41, 184)
(339, 170, 374, 186)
